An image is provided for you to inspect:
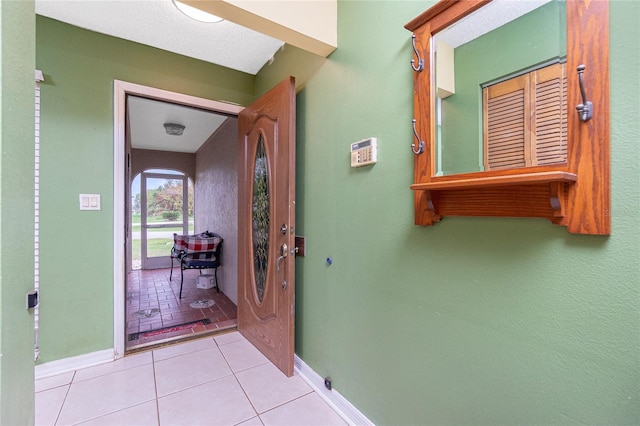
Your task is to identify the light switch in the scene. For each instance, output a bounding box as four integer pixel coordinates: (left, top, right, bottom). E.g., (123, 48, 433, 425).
(79, 194, 101, 210)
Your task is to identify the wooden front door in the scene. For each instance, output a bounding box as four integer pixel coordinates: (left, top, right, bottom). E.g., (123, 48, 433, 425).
(237, 77, 296, 377)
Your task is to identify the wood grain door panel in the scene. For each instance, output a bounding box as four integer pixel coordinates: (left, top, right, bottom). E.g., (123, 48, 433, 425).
(237, 77, 296, 377)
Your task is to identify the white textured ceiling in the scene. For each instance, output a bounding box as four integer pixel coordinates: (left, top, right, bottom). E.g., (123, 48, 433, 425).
(36, 0, 280, 153)
(35, 0, 285, 75)
(127, 96, 230, 153)
(434, 0, 553, 49)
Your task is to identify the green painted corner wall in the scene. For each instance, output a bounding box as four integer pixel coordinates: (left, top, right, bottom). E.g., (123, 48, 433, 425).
(254, 43, 327, 97)
(35, 16, 255, 363)
(0, 0, 36, 424)
(292, 0, 639, 424)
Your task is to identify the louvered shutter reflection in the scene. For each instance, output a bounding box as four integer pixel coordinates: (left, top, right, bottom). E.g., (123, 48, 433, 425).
(533, 63, 567, 165)
(483, 63, 566, 170)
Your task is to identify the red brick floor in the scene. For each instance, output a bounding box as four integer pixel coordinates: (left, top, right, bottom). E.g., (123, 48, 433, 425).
(125, 267, 237, 351)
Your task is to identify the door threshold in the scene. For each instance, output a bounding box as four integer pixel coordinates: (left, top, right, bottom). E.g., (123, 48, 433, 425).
(125, 322, 237, 354)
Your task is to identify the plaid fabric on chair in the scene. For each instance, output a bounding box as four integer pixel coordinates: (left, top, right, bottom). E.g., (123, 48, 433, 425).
(169, 231, 217, 280)
(173, 234, 188, 252)
(178, 232, 224, 298)
(185, 236, 222, 260)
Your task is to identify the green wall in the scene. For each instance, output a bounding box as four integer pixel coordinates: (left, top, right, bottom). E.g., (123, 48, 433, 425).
(255, 43, 328, 97)
(35, 16, 254, 363)
(440, 1, 566, 174)
(31, 1, 640, 424)
(0, 0, 36, 424)
(290, 0, 639, 424)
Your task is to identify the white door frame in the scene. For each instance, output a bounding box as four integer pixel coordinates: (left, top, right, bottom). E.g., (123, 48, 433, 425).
(113, 80, 243, 358)
(140, 171, 190, 270)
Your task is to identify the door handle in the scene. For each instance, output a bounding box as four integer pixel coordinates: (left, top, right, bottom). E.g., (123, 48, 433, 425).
(276, 243, 288, 272)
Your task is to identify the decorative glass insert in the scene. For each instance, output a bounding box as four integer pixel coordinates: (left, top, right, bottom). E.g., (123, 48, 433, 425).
(252, 135, 269, 302)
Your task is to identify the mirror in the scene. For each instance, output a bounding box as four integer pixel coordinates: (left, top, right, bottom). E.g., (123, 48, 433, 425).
(432, 0, 567, 176)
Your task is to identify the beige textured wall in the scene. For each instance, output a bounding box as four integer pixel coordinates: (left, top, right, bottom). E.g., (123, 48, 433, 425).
(131, 149, 196, 181)
(195, 118, 238, 304)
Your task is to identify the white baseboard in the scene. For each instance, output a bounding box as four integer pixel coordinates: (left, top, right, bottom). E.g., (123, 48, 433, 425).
(294, 354, 374, 426)
(35, 349, 114, 380)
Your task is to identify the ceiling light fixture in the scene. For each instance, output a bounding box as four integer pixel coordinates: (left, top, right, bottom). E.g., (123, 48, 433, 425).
(164, 122, 186, 136)
(172, 0, 223, 23)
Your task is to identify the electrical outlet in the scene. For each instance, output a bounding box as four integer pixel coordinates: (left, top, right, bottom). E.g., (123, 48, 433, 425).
(27, 291, 38, 309)
(324, 376, 332, 391)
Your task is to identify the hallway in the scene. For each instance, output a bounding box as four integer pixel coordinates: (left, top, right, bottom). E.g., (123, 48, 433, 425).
(35, 332, 347, 425)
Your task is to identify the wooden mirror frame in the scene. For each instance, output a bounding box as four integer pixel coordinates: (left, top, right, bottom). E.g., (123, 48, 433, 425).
(405, 0, 610, 235)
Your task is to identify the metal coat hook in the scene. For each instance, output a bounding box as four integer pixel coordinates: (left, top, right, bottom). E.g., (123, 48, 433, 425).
(411, 35, 424, 72)
(411, 119, 424, 155)
(576, 64, 593, 122)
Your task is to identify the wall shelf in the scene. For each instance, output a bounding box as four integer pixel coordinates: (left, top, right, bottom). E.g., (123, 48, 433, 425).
(410, 171, 576, 191)
(411, 171, 576, 226)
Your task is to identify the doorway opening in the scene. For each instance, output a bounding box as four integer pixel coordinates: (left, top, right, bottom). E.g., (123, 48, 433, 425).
(124, 110, 240, 351)
(114, 80, 244, 357)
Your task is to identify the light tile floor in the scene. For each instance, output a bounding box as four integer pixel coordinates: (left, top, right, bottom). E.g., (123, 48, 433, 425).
(36, 332, 347, 426)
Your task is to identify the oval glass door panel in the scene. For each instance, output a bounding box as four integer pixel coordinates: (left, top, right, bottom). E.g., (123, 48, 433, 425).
(252, 135, 269, 303)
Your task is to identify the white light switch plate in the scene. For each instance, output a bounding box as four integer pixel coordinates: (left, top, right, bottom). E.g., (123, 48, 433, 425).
(79, 194, 101, 210)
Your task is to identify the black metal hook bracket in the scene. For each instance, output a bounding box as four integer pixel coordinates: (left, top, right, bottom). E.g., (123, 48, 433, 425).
(576, 64, 593, 122)
(412, 119, 424, 155)
(411, 35, 424, 72)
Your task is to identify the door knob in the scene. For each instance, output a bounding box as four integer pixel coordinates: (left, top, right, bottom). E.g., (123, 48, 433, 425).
(276, 243, 288, 272)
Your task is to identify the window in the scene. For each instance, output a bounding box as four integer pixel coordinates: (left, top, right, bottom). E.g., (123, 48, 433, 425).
(483, 62, 567, 170)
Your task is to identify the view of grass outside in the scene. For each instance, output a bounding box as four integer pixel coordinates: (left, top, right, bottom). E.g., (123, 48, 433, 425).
(131, 213, 187, 233)
(131, 214, 194, 261)
(132, 238, 174, 259)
